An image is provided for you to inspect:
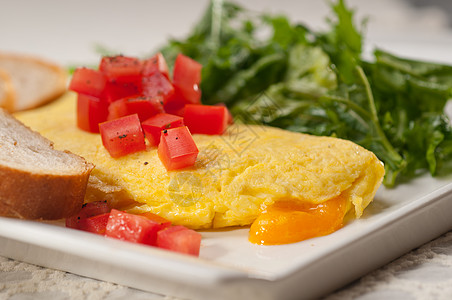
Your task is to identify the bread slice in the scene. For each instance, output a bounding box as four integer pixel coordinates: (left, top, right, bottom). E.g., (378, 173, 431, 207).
(0, 108, 94, 220)
(0, 69, 15, 112)
(0, 53, 67, 112)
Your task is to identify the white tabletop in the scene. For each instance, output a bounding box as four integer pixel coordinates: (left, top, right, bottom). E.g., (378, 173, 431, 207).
(1, 0, 452, 299)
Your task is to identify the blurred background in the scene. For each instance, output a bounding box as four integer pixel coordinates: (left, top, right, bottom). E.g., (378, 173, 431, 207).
(1, 0, 451, 66)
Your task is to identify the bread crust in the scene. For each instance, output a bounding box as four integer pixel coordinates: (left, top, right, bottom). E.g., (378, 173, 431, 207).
(0, 69, 15, 112)
(0, 52, 67, 112)
(0, 108, 94, 220)
(0, 160, 93, 220)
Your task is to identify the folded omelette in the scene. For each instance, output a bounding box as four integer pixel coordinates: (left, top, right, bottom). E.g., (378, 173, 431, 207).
(15, 93, 384, 230)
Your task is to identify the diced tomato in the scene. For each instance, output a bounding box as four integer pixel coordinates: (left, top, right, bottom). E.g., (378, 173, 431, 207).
(171, 84, 201, 106)
(141, 113, 184, 146)
(142, 72, 174, 104)
(171, 54, 202, 105)
(157, 225, 202, 256)
(102, 79, 142, 103)
(138, 212, 172, 227)
(66, 201, 111, 230)
(173, 54, 202, 87)
(69, 67, 107, 98)
(99, 114, 146, 158)
(142, 53, 170, 80)
(163, 99, 186, 117)
(105, 209, 169, 246)
(83, 213, 110, 235)
(99, 55, 143, 82)
(215, 103, 234, 124)
(77, 93, 109, 133)
(158, 126, 199, 170)
(107, 96, 164, 122)
(183, 104, 229, 135)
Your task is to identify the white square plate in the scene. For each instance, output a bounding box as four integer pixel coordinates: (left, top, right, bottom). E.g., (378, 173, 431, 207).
(1, 173, 452, 300)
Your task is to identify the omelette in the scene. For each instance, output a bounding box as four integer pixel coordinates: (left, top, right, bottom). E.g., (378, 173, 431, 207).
(15, 93, 384, 244)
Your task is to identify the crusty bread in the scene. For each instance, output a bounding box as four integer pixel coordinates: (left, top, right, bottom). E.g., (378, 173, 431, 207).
(0, 108, 94, 220)
(0, 53, 67, 112)
(0, 69, 14, 112)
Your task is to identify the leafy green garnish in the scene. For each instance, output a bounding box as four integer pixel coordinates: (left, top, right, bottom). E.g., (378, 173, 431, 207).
(159, 0, 452, 187)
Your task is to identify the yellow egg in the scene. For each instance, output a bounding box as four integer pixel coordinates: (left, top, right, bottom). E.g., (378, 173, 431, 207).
(16, 93, 384, 230)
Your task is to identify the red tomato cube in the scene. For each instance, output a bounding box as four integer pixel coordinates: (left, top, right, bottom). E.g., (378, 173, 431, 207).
(102, 79, 142, 103)
(171, 54, 202, 105)
(183, 104, 229, 135)
(83, 213, 110, 235)
(77, 93, 109, 133)
(142, 72, 174, 104)
(215, 103, 234, 124)
(139, 212, 172, 227)
(107, 96, 164, 122)
(158, 126, 199, 170)
(173, 54, 202, 87)
(105, 209, 169, 246)
(69, 67, 107, 98)
(171, 84, 201, 106)
(142, 52, 170, 80)
(157, 225, 202, 256)
(141, 113, 184, 146)
(99, 114, 146, 158)
(66, 201, 111, 231)
(163, 100, 186, 117)
(99, 55, 143, 82)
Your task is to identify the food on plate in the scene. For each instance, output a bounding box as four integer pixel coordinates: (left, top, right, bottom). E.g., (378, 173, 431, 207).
(15, 92, 384, 245)
(0, 52, 67, 112)
(13, 48, 384, 246)
(66, 201, 201, 256)
(0, 108, 93, 220)
(160, 0, 452, 187)
(8, 0, 393, 246)
(65, 201, 112, 234)
(99, 114, 147, 158)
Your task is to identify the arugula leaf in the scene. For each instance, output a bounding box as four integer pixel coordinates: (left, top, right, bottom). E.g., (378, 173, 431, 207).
(159, 0, 452, 187)
(316, 0, 364, 84)
(363, 49, 452, 184)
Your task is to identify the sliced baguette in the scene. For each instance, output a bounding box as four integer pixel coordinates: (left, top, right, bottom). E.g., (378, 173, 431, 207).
(0, 53, 67, 112)
(0, 108, 94, 220)
(0, 69, 15, 112)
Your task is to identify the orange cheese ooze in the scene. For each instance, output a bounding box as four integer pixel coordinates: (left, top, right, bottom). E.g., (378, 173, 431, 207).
(249, 196, 348, 245)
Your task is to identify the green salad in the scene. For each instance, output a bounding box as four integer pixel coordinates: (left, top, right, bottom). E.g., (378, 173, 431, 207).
(158, 0, 452, 187)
